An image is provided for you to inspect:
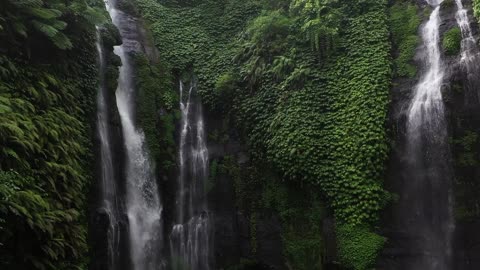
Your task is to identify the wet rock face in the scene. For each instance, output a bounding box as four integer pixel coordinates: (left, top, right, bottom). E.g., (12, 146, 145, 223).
(381, 1, 480, 269)
(255, 213, 284, 269)
(204, 112, 286, 269)
(449, 1, 480, 270)
(90, 25, 129, 270)
(107, 0, 159, 59)
(89, 209, 111, 270)
(445, 1, 480, 269)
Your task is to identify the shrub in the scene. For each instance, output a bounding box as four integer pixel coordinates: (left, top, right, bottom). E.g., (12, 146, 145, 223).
(443, 27, 462, 56)
(389, 2, 421, 77)
(337, 224, 386, 270)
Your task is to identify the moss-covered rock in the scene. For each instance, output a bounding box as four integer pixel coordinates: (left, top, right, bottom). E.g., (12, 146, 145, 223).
(337, 224, 386, 270)
(389, 1, 421, 77)
(443, 27, 462, 55)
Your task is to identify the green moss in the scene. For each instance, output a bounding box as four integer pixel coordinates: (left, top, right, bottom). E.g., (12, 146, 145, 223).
(453, 130, 480, 221)
(214, 72, 237, 109)
(226, 259, 261, 270)
(250, 212, 258, 254)
(389, 1, 421, 77)
(441, 0, 455, 8)
(454, 131, 479, 167)
(280, 195, 325, 270)
(337, 224, 386, 270)
(443, 27, 462, 56)
(134, 0, 392, 268)
(133, 53, 178, 173)
(206, 159, 218, 193)
(474, 0, 480, 21)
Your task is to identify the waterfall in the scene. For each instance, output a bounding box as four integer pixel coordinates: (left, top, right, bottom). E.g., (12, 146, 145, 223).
(170, 79, 211, 270)
(96, 27, 120, 270)
(104, 1, 164, 269)
(402, 1, 454, 269)
(454, 0, 480, 98)
(408, 2, 445, 135)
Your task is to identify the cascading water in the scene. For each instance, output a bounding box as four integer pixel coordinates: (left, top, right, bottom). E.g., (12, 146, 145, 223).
(104, 1, 164, 269)
(408, 2, 446, 134)
(402, 0, 454, 269)
(170, 79, 211, 270)
(454, 0, 480, 98)
(96, 27, 120, 270)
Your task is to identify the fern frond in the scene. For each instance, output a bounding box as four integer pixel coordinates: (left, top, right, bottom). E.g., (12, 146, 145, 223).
(50, 32, 72, 50)
(26, 8, 62, 20)
(11, 0, 43, 8)
(13, 21, 28, 37)
(31, 20, 59, 37)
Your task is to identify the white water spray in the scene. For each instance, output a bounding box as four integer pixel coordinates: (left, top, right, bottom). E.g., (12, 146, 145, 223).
(405, 1, 454, 269)
(170, 79, 211, 270)
(454, 0, 480, 101)
(96, 27, 120, 270)
(407, 4, 445, 135)
(105, 1, 164, 269)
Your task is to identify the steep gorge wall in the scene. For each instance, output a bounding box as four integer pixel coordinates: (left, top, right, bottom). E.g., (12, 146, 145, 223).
(382, 0, 480, 269)
(0, 1, 106, 268)
(449, 0, 480, 268)
(90, 0, 480, 269)
(131, 0, 391, 269)
(89, 1, 166, 268)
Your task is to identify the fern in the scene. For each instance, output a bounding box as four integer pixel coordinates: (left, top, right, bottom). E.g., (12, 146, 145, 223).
(25, 8, 62, 20)
(1, 0, 105, 51)
(50, 32, 73, 49)
(31, 20, 59, 37)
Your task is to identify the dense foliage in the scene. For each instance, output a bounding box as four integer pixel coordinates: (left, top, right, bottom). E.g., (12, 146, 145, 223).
(474, 0, 480, 21)
(443, 27, 462, 56)
(1, 0, 427, 268)
(0, 0, 104, 53)
(134, 0, 392, 268)
(133, 53, 178, 174)
(0, 0, 105, 269)
(389, 0, 420, 77)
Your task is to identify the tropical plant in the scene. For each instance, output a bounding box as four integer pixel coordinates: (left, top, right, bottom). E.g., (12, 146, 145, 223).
(0, 0, 105, 53)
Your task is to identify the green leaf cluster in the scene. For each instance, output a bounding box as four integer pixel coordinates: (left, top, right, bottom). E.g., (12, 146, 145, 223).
(474, 0, 480, 21)
(0, 2, 104, 266)
(336, 224, 386, 270)
(134, 0, 392, 268)
(133, 53, 178, 173)
(0, 0, 105, 54)
(389, 1, 421, 77)
(443, 26, 462, 56)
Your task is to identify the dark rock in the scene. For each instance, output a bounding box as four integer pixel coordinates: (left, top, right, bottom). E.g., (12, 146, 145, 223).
(380, 1, 480, 269)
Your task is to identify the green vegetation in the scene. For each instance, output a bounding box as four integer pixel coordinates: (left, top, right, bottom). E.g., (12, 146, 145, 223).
(226, 259, 263, 270)
(134, 0, 392, 268)
(473, 0, 480, 22)
(453, 129, 480, 221)
(2, 0, 433, 268)
(443, 27, 462, 56)
(337, 224, 386, 270)
(0, 0, 105, 52)
(218, 156, 325, 269)
(0, 0, 108, 269)
(266, 183, 325, 269)
(389, 1, 421, 77)
(134, 53, 178, 173)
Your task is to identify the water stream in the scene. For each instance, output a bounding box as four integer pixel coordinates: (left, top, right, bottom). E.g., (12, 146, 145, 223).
(170, 79, 211, 270)
(454, 0, 480, 98)
(403, 1, 454, 269)
(104, 1, 164, 269)
(96, 27, 120, 270)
